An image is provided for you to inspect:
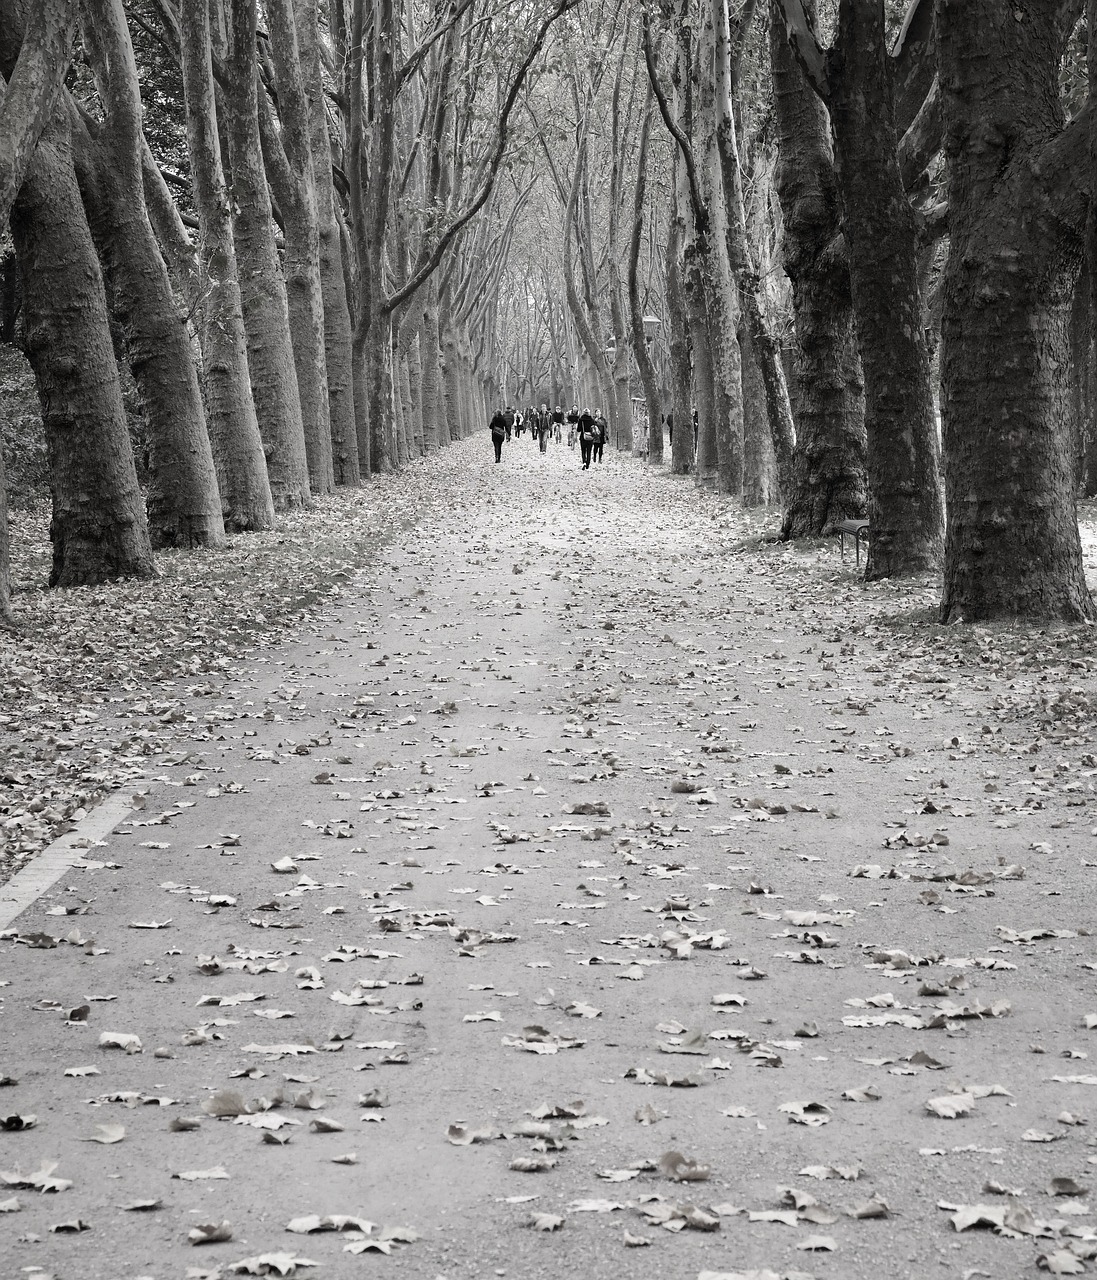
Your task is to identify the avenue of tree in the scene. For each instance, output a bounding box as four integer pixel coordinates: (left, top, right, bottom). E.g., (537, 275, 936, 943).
(0, 0, 1096, 628)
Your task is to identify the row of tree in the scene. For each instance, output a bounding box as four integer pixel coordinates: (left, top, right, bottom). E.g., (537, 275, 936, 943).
(0, 0, 578, 623)
(491, 0, 1097, 625)
(0, 0, 1094, 628)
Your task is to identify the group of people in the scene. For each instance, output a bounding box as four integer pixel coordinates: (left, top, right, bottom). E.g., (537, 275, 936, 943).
(488, 404, 609, 468)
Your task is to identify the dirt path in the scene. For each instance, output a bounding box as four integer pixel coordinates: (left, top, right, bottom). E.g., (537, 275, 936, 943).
(3, 436, 1097, 1280)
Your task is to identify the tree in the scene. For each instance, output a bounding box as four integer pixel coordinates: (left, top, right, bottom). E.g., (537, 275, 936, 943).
(179, 0, 275, 530)
(260, 0, 336, 491)
(0, 0, 80, 620)
(777, 0, 944, 578)
(935, 0, 1094, 622)
(11, 110, 156, 586)
(79, 0, 226, 550)
(769, 0, 865, 537)
(222, 0, 311, 512)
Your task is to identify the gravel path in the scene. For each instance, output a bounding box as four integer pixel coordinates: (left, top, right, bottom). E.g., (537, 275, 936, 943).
(2, 436, 1096, 1280)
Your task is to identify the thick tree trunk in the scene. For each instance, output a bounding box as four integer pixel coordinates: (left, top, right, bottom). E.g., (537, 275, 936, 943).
(936, 0, 1094, 622)
(224, 0, 309, 512)
(0, 0, 77, 222)
(180, 0, 274, 531)
(770, 0, 866, 537)
(12, 117, 155, 587)
(263, 0, 335, 493)
(296, 0, 357, 484)
(827, 0, 942, 578)
(79, 0, 224, 551)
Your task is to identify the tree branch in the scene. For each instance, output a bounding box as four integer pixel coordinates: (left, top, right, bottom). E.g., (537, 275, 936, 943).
(383, 0, 582, 316)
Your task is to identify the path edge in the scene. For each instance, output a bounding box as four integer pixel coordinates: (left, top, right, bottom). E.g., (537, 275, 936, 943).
(0, 791, 138, 930)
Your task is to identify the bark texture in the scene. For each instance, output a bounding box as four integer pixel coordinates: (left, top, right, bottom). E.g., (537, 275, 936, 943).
(80, 0, 224, 551)
(771, 0, 866, 537)
(264, 0, 334, 493)
(936, 0, 1094, 622)
(827, 0, 942, 578)
(12, 116, 155, 587)
(224, 0, 310, 512)
(0, 0, 76, 222)
(180, 0, 275, 531)
(297, 0, 357, 483)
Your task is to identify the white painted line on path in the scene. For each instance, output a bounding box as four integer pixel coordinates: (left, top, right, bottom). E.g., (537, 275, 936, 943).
(0, 791, 139, 930)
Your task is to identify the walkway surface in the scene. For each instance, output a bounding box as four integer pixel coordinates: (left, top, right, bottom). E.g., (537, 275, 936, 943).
(2, 435, 1097, 1280)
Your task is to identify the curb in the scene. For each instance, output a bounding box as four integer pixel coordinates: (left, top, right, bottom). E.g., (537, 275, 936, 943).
(0, 791, 139, 930)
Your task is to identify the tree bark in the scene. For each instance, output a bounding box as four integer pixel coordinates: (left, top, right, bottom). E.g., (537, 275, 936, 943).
(0, 0, 76, 221)
(824, 0, 942, 578)
(936, 0, 1094, 622)
(223, 0, 309, 513)
(180, 0, 275, 531)
(713, 0, 794, 496)
(666, 201, 694, 475)
(628, 95, 663, 465)
(297, 0, 358, 484)
(11, 115, 155, 587)
(741, 321, 778, 506)
(419, 287, 445, 450)
(264, 0, 335, 493)
(770, 0, 865, 537)
(79, 0, 225, 550)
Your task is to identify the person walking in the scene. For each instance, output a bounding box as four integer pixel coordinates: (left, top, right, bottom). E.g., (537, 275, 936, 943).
(490, 408, 507, 463)
(592, 408, 607, 464)
(578, 407, 595, 469)
(537, 403, 551, 453)
(552, 406, 565, 443)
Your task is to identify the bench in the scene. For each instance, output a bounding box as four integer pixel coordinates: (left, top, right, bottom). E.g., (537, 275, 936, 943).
(836, 518, 870, 565)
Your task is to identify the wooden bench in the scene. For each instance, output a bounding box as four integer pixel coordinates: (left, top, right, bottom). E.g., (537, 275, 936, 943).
(836, 518, 870, 565)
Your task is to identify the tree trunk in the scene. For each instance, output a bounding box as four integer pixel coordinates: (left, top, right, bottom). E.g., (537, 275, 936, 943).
(0, 0, 77, 222)
(419, 290, 445, 450)
(11, 116, 155, 587)
(180, 0, 275, 531)
(224, 0, 310, 512)
(264, 0, 335, 493)
(827, 0, 942, 578)
(741, 321, 778, 506)
(936, 0, 1094, 622)
(666, 209, 693, 475)
(713, 0, 794, 496)
(697, 10, 744, 498)
(770, 0, 866, 537)
(628, 94, 663, 466)
(296, 0, 358, 484)
(79, 0, 224, 551)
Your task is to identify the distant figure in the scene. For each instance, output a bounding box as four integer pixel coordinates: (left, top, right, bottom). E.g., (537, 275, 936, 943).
(592, 409, 607, 464)
(537, 403, 551, 453)
(490, 408, 507, 463)
(578, 407, 595, 469)
(567, 404, 579, 449)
